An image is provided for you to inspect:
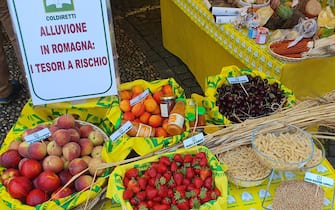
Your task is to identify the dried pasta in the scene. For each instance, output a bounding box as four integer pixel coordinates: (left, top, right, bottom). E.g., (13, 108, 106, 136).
(253, 131, 313, 170)
(304, 147, 323, 168)
(218, 145, 271, 181)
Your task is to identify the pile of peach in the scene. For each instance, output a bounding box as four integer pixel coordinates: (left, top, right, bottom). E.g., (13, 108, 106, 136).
(119, 84, 174, 138)
(0, 114, 107, 206)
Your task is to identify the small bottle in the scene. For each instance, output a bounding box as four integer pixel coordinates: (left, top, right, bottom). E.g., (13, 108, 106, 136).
(197, 106, 206, 127)
(167, 99, 186, 136)
(160, 95, 176, 118)
(187, 112, 196, 128)
(123, 120, 155, 137)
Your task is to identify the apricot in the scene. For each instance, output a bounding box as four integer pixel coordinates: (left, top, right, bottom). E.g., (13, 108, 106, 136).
(120, 100, 131, 112)
(155, 127, 168, 137)
(162, 84, 173, 96)
(131, 85, 144, 97)
(162, 119, 169, 131)
(151, 106, 161, 115)
(148, 114, 163, 128)
(153, 90, 164, 103)
(119, 90, 132, 100)
(123, 111, 135, 121)
(139, 112, 151, 124)
(144, 98, 158, 113)
(131, 103, 145, 117)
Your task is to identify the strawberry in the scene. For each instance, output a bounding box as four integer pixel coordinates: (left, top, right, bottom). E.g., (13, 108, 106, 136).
(136, 191, 147, 201)
(199, 168, 212, 180)
(161, 197, 172, 205)
(173, 172, 184, 185)
(195, 152, 206, 159)
(123, 189, 133, 200)
(159, 156, 171, 166)
(189, 197, 201, 209)
(204, 177, 213, 189)
(153, 204, 170, 210)
(148, 177, 156, 186)
(123, 176, 130, 187)
(213, 187, 221, 197)
(183, 154, 193, 163)
(138, 201, 149, 209)
(194, 177, 204, 189)
(182, 178, 191, 186)
(153, 196, 162, 203)
(128, 179, 141, 193)
(125, 168, 139, 179)
(163, 171, 172, 182)
(137, 177, 148, 190)
(185, 167, 194, 179)
(156, 163, 167, 174)
(170, 161, 178, 172)
(146, 187, 158, 200)
(177, 199, 189, 210)
(173, 154, 183, 163)
(199, 157, 209, 167)
(146, 167, 157, 178)
(130, 197, 139, 206)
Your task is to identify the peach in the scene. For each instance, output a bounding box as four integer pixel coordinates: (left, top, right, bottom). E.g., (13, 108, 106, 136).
(47, 125, 59, 141)
(131, 85, 144, 96)
(53, 129, 71, 146)
(88, 131, 105, 146)
(0, 149, 21, 168)
(151, 105, 161, 115)
(131, 102, 145, 117)
(56, 114, 76, 129)
(18, 141, 30, 158)
(68, 128, 81, 142)
(119, 90, 132, 100)
(81, 155, 92, 165)
(36, 171, 61, 193)
(68, 158, 88, 176)
(8, 140, 22, 151)
(62, 142, 81, 161)
(20, 159, 42, 179)
(42, 155, 64, 173)
(120, 99, 131, 112)
(61, 156, 70, 170)
(79, 124, 94, 138)
(91, 145, 103, 158)
(58, 170, 74, 188)
(18, 157, 29, 171)
(74, 175, 93, 192)
(78, 138, 94, 156)
(26, 188, 49, 206)
(88, 157, 106, 176)
(162, 84, 174, 96)
(144, 98, 158, 113)
(7, 176, 33, 199)
(153, 90, 164, 104)
(1, 168, 20, 187)
(148, 114, 163, 128)
(51, 187, 73, 200)
(28, 142, 47, 160)
(155, 127, 168, 138)
(139, 111, 151, 124)
(162, 119, 169, 131)
(123, 111, 135, 121)
(46, 140, 62, 156)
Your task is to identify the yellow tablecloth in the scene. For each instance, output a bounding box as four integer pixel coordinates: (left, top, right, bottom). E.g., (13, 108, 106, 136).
(160, 0, 335, 99)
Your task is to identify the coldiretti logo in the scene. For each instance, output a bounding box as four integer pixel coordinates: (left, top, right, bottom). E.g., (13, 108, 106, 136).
(44, 0, 74, 13)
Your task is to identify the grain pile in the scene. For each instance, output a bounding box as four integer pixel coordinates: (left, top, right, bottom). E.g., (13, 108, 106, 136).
(273, 180, 324, 210)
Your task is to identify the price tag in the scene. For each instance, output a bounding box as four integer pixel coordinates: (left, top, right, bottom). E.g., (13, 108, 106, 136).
(109, 121, 133, 142)
(130, 89, 149, 106)
(304, 172, 334, 188)
(227, 75, 249, 84)
(24, 128, 51, 144)
(183, 133, 204, 149)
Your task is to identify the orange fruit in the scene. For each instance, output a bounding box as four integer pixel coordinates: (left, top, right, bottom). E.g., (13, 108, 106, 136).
(144, 98, 158, 113)
(162, 119, 169, 131)
(119, 100, 131, 112)
(139, 112, 151, 124)
(119, 90, 132, 100)
(148, 114, 163, 128)
(123, 111, 135, 121)
(162, 84, 173, 96)
(131, 102, 145, 117)
(131, 85, 144, 96)
(152, 91, 163, 103)
(155, 127, 168, 137)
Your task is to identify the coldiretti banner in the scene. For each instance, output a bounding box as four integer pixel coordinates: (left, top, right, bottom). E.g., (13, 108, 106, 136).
(8, 0, 118, 105)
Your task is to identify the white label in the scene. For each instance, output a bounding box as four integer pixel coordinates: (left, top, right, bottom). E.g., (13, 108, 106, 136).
(304, 172, 334, 188)
(215, 15, 237, 24)
(160, 103, 169, 117)
(227, 75, 249, 84)
(183, 133, 205, 149)
(168, 113, 184, 128)
(24, 128, 51, 144)
(109, 121, 133, 142)
(130, 89, 149, 106)
(212, 7, 241, 16)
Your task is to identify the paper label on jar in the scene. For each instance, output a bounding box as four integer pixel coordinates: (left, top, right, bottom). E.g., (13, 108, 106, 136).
(24, 128, 51, 144)
(160, 103, 169, 117)
(109, 121, 132, 142)
(168, 113, 185, 128)
(136, 123, 152, 137)
(130, 89, 149, 106)
(183, 133, 205, 148)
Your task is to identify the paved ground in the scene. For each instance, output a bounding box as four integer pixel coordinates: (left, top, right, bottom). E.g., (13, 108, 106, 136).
(1, 0, 334, 169)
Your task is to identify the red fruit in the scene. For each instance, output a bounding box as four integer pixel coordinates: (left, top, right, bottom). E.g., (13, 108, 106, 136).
(125, 168, 139, 179)
(173, 172, 184, 185)
(36, 171, 61, 193)
(161, 197, 172, 205)
(153, 204, 170, 210)
(200, 169, 212, 180)
(163, 172, 172, 182)
(199, 158, 209, 167)
(156, 163, 167, 174)
(51, 187, 73, 200)
(170, 161, 178, 172)
(183, 154, 193, 163)
(195, 152, 206, 159)
(123, 176, 130, 187)
(1, 168, 20, 187)
(213, 187, 221, 197)
(194, 177, 204, 189)
(137, 177, 147, 190)
(173, 154, 183, 163)
(123, 189, 133, 200)
(204, 177, 213, 189)
(177, 199, 189, 210)
(128, 179, 140, 193)
(159, 156, 171, 166)
(20, 159, 42, 179)
(0, 149, 21, 168)
(58, 170, 74, 188)
(135, 191, 146, 201)
(182, 178, 191, 186)
(146, 167, 157, 178)
(185, 167, 195, 179)
(26, 188, 49, 206)
(146, 187, 158, 200)
(189, 197, 201, 209)
(7, 176, 33, 199)
(56, 114, 76, 129)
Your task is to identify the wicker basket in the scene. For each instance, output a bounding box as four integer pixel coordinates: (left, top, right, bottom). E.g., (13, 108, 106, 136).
(268, 41, 307, 63)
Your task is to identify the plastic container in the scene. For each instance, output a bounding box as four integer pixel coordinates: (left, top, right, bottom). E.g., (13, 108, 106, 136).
(228, 169, 273, 188)
(251, 121, 314, 171)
